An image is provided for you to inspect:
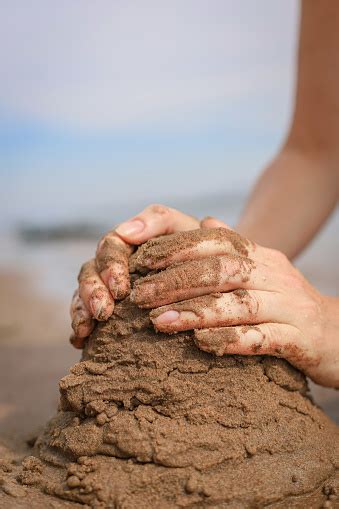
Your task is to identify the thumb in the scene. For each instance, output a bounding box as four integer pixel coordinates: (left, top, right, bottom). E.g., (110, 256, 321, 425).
(116, 204, 199, 245)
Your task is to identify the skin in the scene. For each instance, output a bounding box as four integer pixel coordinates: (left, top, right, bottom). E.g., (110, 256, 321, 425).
(237, 0, 339, 256)
(130, 223, 338, 388)
(70, 206, 200, 343)
(70, 0, 339, 388)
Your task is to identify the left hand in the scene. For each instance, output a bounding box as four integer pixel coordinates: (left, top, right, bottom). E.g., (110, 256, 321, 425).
(69, 204, 199, 348)
(130, 217, 339, 388)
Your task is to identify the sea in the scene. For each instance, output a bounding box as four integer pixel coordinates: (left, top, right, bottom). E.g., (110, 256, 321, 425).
(0, 191, 338, 300)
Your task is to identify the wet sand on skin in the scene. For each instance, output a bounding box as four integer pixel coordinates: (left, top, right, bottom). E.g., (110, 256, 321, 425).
(0, 269, 338, 456)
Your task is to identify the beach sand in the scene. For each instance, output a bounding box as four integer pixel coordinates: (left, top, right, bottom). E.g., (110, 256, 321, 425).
(0, 271, 79, 451)
(0, 236, 337, 508)
(0, 268, 338, 455)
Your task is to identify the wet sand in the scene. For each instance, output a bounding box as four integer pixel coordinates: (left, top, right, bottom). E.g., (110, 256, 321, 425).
(0, 269, 338, 455)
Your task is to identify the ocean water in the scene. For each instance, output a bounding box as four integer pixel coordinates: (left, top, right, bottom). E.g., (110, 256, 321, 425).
(0, 194, 338, 301)
(0, 192, 245, 299)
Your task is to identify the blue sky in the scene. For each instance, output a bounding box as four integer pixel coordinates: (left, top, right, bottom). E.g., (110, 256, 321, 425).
(0, 0, 298, 227)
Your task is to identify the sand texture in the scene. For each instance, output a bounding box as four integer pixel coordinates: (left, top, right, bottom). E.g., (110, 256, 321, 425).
(1, 260, 338, 508)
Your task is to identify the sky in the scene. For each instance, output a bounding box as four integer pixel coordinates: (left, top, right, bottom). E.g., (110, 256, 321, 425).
(0, 0, 299, 227)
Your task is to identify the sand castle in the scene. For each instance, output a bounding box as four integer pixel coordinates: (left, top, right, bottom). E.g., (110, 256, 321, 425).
(1, 239, 338, 508)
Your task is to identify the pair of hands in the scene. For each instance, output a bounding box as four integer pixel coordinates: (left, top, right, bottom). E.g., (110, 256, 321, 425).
(70, 204, 339, 388)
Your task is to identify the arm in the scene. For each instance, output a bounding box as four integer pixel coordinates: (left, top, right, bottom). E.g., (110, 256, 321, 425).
(69, 1, 339, 387)
(131, 221, 339, 388)
(237, 0, 339, 259)
(119, 1, 339, 388)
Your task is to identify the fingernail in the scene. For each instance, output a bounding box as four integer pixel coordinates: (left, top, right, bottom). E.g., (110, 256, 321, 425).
(109, 276, 130, 300)
(153, 310, 180, 325)
(70, 334, 85, 349)
(90, 297, 105, 320)
(108, 276, 119, 298)
(116, 219, 145, 237)
(71, 316, 92, 338)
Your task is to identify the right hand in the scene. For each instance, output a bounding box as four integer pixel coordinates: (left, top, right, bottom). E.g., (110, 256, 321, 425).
(70, 204, 199, 348)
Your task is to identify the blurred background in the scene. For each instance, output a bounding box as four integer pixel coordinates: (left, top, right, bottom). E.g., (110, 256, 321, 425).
(0, 0, 338, 448)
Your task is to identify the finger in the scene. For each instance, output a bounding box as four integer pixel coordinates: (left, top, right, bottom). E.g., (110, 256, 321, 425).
(201, 217, 291, 271)
(200, 216, 231, 229)
(96, 232, 132, 300)
(115, 204, 199, 245)
(150, 290, 287, 333)
(194, 323, 316, 374)
(70, 289, 95, 338)
(69, 334, 86, 350)
(131, 255, 279, 308)
(78, 260, 114, 321)
(134, 227, 266, 271)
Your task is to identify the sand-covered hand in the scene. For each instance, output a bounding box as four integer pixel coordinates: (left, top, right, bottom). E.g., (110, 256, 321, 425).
(70, 204, 199, 346)
(131, 219, 339, 388)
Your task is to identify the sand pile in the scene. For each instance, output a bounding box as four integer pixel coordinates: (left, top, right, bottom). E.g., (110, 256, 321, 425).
(1, 241, 338, 508)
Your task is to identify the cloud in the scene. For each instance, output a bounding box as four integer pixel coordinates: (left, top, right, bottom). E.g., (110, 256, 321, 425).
(0, 0, 298, 132)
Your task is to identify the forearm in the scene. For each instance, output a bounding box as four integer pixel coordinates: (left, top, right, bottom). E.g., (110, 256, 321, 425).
(322, 294, 339, 386)
(237, 0, 339, 259)
(236, 146, 338, 259)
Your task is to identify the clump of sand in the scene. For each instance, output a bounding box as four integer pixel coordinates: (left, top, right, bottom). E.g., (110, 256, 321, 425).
(1, 240, 338, 508)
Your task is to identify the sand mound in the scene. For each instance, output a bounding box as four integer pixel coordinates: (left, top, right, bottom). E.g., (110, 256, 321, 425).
(1, 245, 338, 508)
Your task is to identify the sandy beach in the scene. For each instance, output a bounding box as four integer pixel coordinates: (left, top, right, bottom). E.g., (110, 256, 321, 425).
(0, 271, 78, 449)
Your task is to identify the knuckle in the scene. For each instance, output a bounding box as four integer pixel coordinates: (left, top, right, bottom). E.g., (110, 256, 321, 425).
(300, 297, 321, 320)
(97, 233, 112, 253)
(248, 293, 260, 315)
(270, 248, 289, 266)
(283, 269, 305, 290)
(233, 289, 260, 316)
(262, 323, 277, 342)
(146, 203, 171, 216)
(96, 232, 130, 269)
(78, 259, 94, 282)
(81, 280, 97, 295)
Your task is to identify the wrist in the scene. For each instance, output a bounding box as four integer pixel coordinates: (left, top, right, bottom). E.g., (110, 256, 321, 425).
(235, 143, 338, 258)
(286, 119, 339, 168)
(322, 295, 339, 338)
(318, 294, 339, 388)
